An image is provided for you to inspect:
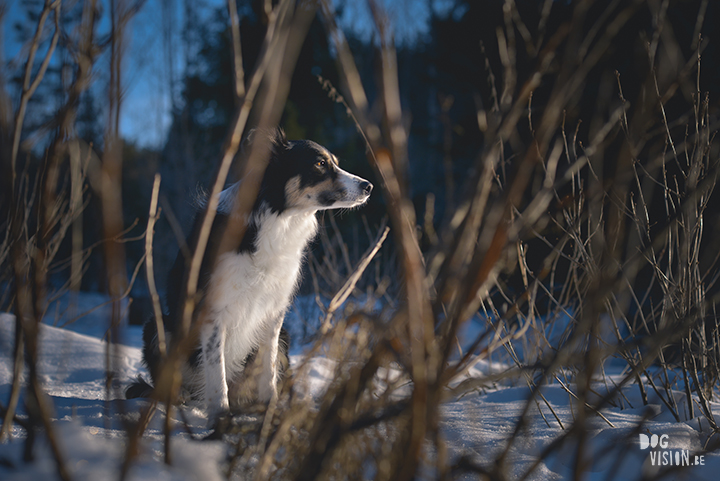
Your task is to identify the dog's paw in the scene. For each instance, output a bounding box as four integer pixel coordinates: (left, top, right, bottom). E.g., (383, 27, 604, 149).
(204, 411, 233, 440)
(203, 411, 266, 440)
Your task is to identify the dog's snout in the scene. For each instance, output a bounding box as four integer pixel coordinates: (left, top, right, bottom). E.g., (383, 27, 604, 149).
(360, 181, 373, 195)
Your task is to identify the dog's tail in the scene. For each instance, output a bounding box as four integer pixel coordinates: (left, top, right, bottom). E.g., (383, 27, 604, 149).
(125, 376, 154, 399)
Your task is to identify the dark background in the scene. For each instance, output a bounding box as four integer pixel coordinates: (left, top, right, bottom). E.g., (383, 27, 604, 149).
(2, 0, 719, 306)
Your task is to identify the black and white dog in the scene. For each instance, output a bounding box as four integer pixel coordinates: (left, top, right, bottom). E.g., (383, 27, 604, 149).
(127, 128, 372, 420)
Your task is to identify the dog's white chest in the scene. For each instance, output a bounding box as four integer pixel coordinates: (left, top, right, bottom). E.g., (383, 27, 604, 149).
(206, 210, 318, 366)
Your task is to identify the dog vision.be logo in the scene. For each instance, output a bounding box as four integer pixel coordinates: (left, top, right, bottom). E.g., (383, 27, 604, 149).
(638, 433, 705, 467)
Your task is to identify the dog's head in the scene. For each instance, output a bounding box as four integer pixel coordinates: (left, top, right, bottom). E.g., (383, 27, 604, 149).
(256, 128, 373, 213)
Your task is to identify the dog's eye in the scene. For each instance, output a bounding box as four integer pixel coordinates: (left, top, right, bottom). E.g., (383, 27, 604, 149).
(315, 160, 326, 169)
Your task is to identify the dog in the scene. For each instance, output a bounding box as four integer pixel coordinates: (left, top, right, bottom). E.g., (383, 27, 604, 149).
(126, 128, 372, 421)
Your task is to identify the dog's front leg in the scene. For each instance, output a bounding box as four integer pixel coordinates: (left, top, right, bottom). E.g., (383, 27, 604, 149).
(256, 316, 283, 402)
(201, 320, 229, 419)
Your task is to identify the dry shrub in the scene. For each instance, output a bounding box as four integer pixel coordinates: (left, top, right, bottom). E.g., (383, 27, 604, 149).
(2, 1, 720, 481)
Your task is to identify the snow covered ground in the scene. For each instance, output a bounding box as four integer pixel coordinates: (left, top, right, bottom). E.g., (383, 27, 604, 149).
(2, 292, 720, 480)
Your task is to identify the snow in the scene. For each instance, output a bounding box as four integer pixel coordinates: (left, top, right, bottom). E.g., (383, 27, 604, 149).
(2, 293, 720, 480)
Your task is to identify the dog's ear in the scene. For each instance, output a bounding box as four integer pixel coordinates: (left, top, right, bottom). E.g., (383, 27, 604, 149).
(270, 127, 288, 149)
(268, 127, 289, 160)
(242, 127, 288, 160)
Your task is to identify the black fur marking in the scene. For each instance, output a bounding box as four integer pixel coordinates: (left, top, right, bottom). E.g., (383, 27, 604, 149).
(163, 207, 261, 327)
(141, 316, 163, 380)
(206, 325, 220, 351)
(189, 347, 202, 368)
(205, 325, 223, 365)
(125, 376, 154, 399)
(207, 352, 222, 365)
(237, 222, 258, 254)
(318, 190, 343, 206)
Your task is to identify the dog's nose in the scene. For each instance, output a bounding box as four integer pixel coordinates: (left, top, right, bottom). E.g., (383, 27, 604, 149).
(360, 181, 373, 195)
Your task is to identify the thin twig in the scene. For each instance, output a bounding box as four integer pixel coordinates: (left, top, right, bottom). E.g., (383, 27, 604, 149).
(145, 174, 166, 357)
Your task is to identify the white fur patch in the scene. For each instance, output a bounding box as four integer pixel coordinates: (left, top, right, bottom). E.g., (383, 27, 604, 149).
(197, 204, 318, 416)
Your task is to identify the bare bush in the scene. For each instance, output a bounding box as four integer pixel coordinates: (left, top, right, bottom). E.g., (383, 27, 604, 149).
(2, 1, 720, 480)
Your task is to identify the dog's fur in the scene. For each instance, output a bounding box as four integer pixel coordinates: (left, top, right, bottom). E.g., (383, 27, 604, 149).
(126, 128, 372, 419)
